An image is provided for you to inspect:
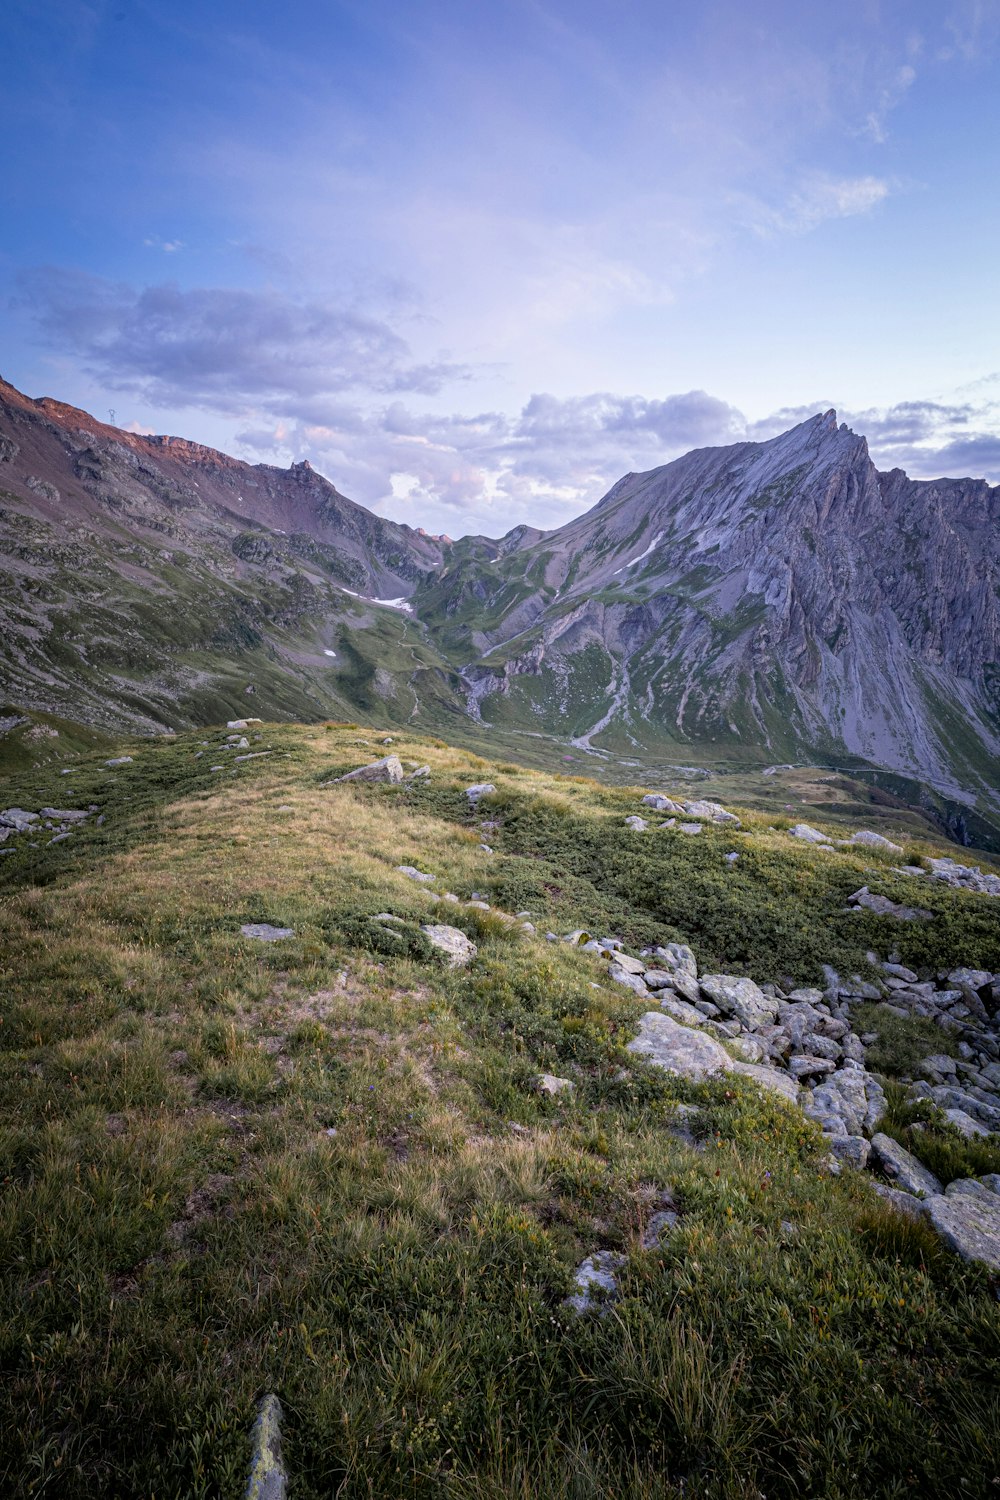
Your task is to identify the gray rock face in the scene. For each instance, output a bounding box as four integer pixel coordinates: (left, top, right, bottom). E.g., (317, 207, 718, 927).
(942, 1108, 989, 1138)
(627, 1011, 734, 1080)
(870, 1134, 944, 1198)
(699, 975, 778, 1030)
(609, 965, 648, 994)
(925, 1192, 1000, 1270)
(828, 1135, 871, 1168)
(421, 924, 477, 966)
(336, 755, 404, 784)
(873, 1183, 928, 1219)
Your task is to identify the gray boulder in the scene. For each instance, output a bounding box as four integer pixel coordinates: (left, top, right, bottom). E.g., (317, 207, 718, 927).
(241, 923, 295, 942)
(336, 755, 404, 784)
(731, 1062, 800, 1103)
(849, 831, 904, 855)
(609, 966, 649, 995)
(466, 783, 496, 805)
(828, 1135, 871, 1168)
(806, 1066, 886, 1136)
(0, 808, 39, 831)
(652, 943, 698, 979)
(699, 975, 779, 1030)
(925, 1192, 1000, 1271)
(398, 865, 435, 882)
(847, 887, 933, 921)
(872, 1183, 928, 1219)
(624, 815, 648, 831)
(788, 824, 832, 844)
(641, 794, 683, 812)
(421, 924, 477, 966)
(627, 1012, 734, 1080)
(536, 1074, 574, 1098)
(870, 1134, 943, 1198)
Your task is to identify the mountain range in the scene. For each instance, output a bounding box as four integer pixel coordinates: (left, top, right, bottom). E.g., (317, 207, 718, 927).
(1, 375, 998, 822)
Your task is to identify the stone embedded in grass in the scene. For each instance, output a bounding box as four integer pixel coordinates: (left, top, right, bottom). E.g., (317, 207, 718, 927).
(870, 1133, 943, 1198)
(925, 1191, 1000, 1271)
(788, 823, 832, 843)
(682, 799, 741, 826)
(407, 765, 430, 779)
(227, 719, 248, 729)
(627, 1011, 734, 1080)
(241, 923, 295, 942)
(847, 887, 933, 921)
(624, 815, 648, 831)
(642, 1208, 680, 1248)
(872, 1183, 928, 1219)
(564, 1251, 626, 1315)
(105, 756, 133, 767)
(465, 782, 495, 805)
(678, 822, 702, 835)
(610, 952, 646, 976)
(536, 1073, 574, 1097)
(333, 755, 404, 785)
(641, 793, 683, 812)
(849, 830, 904, 855)
(39, 808, 89, 822)
(398, 865, 435, 882)
(421, 924, 477, 966)
(945, 1178, 997, 1203)
(245, 1392, 287, 1500)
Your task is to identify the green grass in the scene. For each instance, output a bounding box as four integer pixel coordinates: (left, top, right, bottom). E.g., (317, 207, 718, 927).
(1, 722, 999, 1498)
(851, 1004, 961, 1078)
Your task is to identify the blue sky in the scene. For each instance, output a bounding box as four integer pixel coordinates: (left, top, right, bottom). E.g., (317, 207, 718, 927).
(4, 0, 1000, 535)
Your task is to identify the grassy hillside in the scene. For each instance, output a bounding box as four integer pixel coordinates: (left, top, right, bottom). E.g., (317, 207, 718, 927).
(1, 723, 999, 1498)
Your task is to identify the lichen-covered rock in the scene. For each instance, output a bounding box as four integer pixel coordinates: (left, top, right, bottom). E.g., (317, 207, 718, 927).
(245, 1393, 287, 1500)
(806, 1066, 886, 1137)
(870, 1133, 943, 1198)
(788, 824, 832, 844)
(925, 1191, 1000, 1271)
(699, 975, 778, 1030)
(627, 1011, 734, 1080)
(565, 1251, 626, 1314)
(336, 755, 404, 784)
(465, 782, 496, 805)
(849, 830, 904, 855)
(731, 1061, 800, 1103)
(828, 1135, 871, 1169)
(421, 924, 477, 966)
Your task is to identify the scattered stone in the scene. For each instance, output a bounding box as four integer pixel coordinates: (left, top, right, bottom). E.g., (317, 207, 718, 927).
(38, 808, 89, 822)
(925, 1192, 1000, 1271)
(806, 1067, 886, 1137)
(787, 1054, 838, 1080)
(105, 756, 133, 767)
(624, 815, 648, 831)
(421, 924, 477, 966)
(397, 865, 435, 882)
(641, 794, 683, 812)
(849, 831, 904, 855)
(565, 1251, 626, 1315)
(466, 783, 496, 805)
(725, 852, 740, 864)
(788, 824, 832, 844)
(241, 924, 295, 942)
(870, 1133, 943, 1198)
(945, 1178, 996, 1203)
(627, 1011, 734, 1080)
(562, 929, 591, 945)
(333, 755, 404, 785)
(611, 953, 646, 976)
(642, 1208, 680, 1248)
(682, 799, 741, 826)
(659, 995, 708, 1026)
(653, 943, 698, 980)
(536, 1074, 574, 1097)
(928, 858, 1000, 898)
(227, 719, 249, 730)
(847, 887, 933, 922)
(407, 765, 430, 779)
(1, 808, 41, 831)
(678, 822, 702, 835)
(234, 752, 273, 763)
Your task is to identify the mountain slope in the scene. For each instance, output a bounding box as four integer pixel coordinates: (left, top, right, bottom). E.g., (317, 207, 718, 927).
(2, 377, 998, 819)
(444, 411, 1000, 809)
(0, 376, 465, 730)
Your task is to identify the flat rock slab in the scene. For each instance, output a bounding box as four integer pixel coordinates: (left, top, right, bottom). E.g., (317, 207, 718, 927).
(871, 1133, 943, 1198)
(398, 865, 435, 882)
(847, 887, 933, 922)
(925, 1191, 1000, 1271)
(421, 924, 477, 966)
(731, 1061, 801, 1103)
(873, 1183, 928, 1220)
(241, 924, 295, 942)
(627, 1011, 734, 1080)
(336, 755, 404, 784)
(245, 1392, 287, 1500)
(788, 824, 832, 844)
(609, 966, 648, 994)
(0, 808, 39, 830)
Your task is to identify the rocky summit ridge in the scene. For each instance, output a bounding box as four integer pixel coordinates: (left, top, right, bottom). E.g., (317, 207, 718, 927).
(1, 377, 998, 820)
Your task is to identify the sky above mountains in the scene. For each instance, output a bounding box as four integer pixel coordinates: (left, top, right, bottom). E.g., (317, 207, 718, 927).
(4, 0, 1000, 536)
